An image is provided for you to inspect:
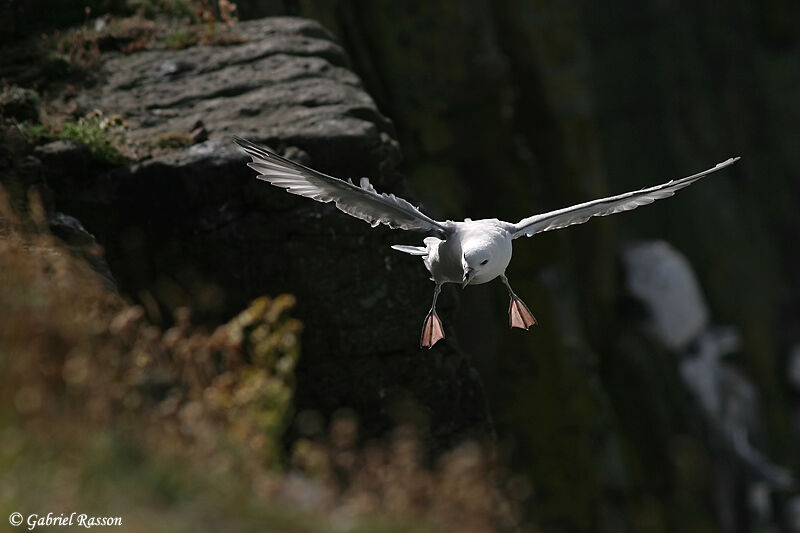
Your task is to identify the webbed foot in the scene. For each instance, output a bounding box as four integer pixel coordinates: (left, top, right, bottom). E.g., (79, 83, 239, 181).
(420, 310, 445, 348)
(508, 295, 537, 330)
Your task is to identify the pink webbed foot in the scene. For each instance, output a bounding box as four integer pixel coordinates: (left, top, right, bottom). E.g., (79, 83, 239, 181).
(420, 310, 445, 349)
(508, 296, 537, 330)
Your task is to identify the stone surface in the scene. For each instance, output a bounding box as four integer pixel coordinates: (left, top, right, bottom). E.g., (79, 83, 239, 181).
(78, 18, 399, 175)
(35, 140, 109, 179)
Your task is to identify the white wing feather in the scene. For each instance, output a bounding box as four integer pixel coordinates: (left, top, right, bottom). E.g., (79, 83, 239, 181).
(510, 158, 740, 238)
(234, 137, 448, 235)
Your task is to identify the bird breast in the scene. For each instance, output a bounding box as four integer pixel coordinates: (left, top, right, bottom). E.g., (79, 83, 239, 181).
(427, 220, 513, 285)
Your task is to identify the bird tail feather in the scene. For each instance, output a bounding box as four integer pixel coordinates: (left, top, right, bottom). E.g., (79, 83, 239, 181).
(391, 244, 428, 256)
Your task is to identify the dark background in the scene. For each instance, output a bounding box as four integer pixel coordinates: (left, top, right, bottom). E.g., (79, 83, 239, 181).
(3, 1, 800, 532)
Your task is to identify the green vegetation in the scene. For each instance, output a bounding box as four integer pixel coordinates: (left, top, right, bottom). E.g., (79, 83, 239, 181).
(16, 112, 130, 166)
(15, 122, 51, 143)
(58, 114, 128, 165)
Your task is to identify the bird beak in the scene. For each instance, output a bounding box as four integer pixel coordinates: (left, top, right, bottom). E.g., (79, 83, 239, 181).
(462, 268, 474, 289)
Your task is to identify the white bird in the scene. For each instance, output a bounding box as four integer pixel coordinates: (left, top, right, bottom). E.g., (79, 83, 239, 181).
(234, 137, 739, 348)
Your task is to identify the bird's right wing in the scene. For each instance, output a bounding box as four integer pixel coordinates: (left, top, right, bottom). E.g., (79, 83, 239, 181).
(235, 137, 449, 235)
(509, 158, 739, 238)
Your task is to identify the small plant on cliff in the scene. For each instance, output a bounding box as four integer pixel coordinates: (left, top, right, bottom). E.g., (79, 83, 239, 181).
(165, 28, 198, 49)
(16, 122, 51, 143)
(194, 0, 238, 28)
(164, 0, 245, 49)
(53, 14, 157, 71)
(58, 111, 130, 165)
(17, 111, 131, 165)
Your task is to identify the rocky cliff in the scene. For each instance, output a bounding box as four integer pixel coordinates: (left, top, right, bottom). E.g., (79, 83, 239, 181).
(7, 16, 493, 453)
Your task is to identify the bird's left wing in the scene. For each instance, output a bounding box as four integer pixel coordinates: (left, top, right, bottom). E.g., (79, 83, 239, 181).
(235, 137, 449, 235)
(508, 158, 739, 239)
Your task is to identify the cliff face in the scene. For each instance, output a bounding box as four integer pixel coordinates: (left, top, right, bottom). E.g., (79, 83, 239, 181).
(27, 17, 493, 452)
(268, 1, 799, 532)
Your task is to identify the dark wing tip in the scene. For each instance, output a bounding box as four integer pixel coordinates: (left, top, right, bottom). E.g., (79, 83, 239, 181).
(233, 136, 263, 152)
(232, 136, 258, 156)
(232, 137, 286, 164)
(232, 136, 274, 153)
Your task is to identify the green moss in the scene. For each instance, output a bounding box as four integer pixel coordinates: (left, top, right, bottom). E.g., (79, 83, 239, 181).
(59, 115, 128, 165)
(16, 122, 54, 144)
(17, 115, 128, 166)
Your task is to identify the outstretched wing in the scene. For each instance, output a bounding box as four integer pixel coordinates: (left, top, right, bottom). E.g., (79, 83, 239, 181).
(509, 158, 739, 238)
(234, 137, 449, 235)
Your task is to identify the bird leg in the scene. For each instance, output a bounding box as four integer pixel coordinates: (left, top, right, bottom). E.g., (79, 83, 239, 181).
(420, 283, 445, 349)
(501, 275, 537, 330)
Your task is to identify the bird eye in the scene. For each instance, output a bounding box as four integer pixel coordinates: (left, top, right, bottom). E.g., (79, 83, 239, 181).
(480, 259, 489, 265)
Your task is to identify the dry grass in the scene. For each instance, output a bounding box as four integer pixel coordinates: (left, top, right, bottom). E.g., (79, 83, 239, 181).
(165, 0, 247, 50)
(53, 15, 158, 71)
(48, 1, 243, 71)
(0, 186, 530, 532)
(0, 186, 303, 469)
(291, 420, 526, 533)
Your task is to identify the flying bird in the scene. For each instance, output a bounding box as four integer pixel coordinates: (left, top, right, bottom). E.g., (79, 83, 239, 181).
(234, 137, 739, 348)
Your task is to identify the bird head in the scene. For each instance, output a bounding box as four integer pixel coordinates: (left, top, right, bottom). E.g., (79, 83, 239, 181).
(461, 249, 491, 288)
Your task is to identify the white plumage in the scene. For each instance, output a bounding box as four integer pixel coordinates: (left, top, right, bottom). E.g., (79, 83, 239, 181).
(235, 137, 739, 348)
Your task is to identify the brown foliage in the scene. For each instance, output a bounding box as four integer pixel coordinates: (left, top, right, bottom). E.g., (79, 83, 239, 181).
(0, 186, 529, 532)
(0, 186, 302, 476)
